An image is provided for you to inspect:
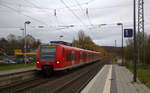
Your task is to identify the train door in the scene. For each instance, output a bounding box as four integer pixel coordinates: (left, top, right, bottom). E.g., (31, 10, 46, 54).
(75, 51, 78, 64)
(80, 51, 82, 63)
(72, 50, 75, 66)
(65, 49, 70, 67)
(62, 48, 67, 67)
(66, 50, 69, 66)
(77, 51, 80, 64)
(67, 50, 72, 66)
(84, 52, 87, 62)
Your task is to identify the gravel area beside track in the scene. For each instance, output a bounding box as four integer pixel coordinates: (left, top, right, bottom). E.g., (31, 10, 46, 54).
(0, 57, 112, 93)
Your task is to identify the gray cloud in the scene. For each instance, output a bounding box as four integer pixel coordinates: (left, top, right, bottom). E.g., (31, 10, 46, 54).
(0, 0, 149, 46)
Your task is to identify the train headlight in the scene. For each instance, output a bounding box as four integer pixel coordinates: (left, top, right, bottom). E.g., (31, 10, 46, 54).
(36, 61, 40, 64)
(56, 61, 60, 64)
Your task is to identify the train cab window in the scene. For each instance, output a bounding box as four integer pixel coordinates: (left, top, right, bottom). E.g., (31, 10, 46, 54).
(40, 46, 56, 61)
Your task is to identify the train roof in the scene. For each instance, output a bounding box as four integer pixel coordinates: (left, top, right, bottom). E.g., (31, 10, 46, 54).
(40, 44, 100, 54)
(58, 44, 100, 54)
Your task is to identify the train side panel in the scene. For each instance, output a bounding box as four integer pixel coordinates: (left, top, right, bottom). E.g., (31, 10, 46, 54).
(36, 44, 101, 72)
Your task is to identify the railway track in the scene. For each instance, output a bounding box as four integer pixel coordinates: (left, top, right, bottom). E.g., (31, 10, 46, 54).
(0, 57, 112, 93)
(0, 70, 67, 93)
(53, 58, 112, 93)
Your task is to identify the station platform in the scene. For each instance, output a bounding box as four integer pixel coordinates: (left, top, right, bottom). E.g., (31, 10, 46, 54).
(81, 64, 150, 93)
(0, 66, 35, 76)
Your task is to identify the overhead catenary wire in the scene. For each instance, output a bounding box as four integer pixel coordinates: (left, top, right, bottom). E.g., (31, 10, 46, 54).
(54, 7, 81, 34)
(0, 26, 21, 29)
(52, 5, 81, 38)
(54, 9, 78, 37)
(0, 0, 94, 10)
(24, 0, 55, 24)
(0, 0, 138, 12)
(1, 0, 144, 32)
(54, 9, 66, 34)
(60, 0, 97, 32)
(60, 0, 87, 26)
(23, 0, 86, 32)
(0, 3, 48, 26)
(66, 0, 93, 32)
(74, 0, 93, 27)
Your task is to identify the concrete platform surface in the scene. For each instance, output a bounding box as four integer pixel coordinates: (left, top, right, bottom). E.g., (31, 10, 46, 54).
(0, 66, 36, 76)
(81, 64, 150, 93)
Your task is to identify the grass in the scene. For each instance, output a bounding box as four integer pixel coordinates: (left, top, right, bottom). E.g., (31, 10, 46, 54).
(0, 63, 35, 70)
(125, 61, 150, 88)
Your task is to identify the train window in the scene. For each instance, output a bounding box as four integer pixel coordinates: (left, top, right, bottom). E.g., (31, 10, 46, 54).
(63, 48, 65, 56)
(66, 53, 69, 61)
(81, 53, 83, 59)
(40, 46, 56, 61)
(83, 54, 84, 59)
(66, 53, 72, 61)
(69, 53, 72, 61)
(80, 54, 82, 59)
(72, 53, 76, 61)
(80, 52, 82, 59)
(83, 53, 85, 59)
(74, 54, 77, 60)
(72, 54, 74, 61)
(78, 52, 80, 59)
(82, 54, 84, 59)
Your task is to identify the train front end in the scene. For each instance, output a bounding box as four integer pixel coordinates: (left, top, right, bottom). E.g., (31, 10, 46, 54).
(36, 45, 57, 75)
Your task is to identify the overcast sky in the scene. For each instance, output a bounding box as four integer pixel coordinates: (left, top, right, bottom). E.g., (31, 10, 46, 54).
(0, 0, 150, 46)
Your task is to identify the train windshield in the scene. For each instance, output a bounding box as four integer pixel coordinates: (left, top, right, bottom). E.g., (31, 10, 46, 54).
(40, 46, 57, 61)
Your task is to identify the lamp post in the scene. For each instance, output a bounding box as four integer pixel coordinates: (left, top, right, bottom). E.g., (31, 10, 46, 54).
(98, 23, 124, 64)
(117, 23, 124, 65)
(24, 21, 31, 64)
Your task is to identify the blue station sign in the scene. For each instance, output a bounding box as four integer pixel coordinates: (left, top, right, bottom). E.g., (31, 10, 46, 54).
(124, 29, 133, 38)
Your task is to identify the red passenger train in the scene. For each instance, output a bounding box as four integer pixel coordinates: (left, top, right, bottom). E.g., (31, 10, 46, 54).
(36, 44, 101, 75)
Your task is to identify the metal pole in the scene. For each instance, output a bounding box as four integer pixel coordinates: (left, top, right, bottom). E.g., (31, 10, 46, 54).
(133, 0, 137, 82)
(24, 23, 27, 64)
(121, 25, 124, 65)
(142, 0, 145, 65)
